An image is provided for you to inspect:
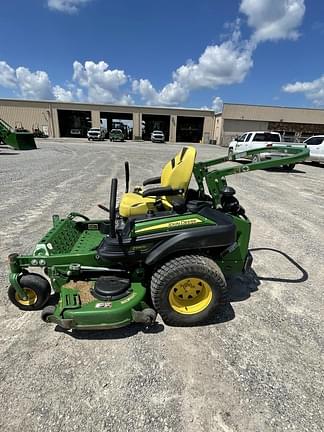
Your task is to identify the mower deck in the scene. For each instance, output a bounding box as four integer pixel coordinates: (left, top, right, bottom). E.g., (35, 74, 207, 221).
(46, 283, 148, 330)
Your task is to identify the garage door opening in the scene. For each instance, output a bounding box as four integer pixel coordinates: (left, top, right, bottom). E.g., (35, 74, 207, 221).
(57, 110, 91, 138)
(100, 112, 133, 140)
(142, 114, 170, 141)
(176, 116, 204, 143)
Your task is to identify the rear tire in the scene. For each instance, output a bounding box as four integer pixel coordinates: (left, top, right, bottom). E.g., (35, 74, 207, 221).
(151, 255, 227, 326)
(285, 164, 295, 171)
(8, 273, 51, 311)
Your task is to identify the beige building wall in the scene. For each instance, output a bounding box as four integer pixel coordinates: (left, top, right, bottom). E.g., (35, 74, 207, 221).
(52, 108, 60, 137)
(0, 100, 53, 136)
(169, 115, 177, 143)
(202, 116, 214, 143)
(0, 98, 215, 142)
(132, 112, 142, 139)
(213, 116, 223, 144)
(223, 103, 324, 124)
(222, 119, 269, 146)
(91, 110, 101, 129)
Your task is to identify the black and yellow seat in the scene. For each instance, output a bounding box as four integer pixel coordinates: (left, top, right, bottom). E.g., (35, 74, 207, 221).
(119, 146, 197, 218)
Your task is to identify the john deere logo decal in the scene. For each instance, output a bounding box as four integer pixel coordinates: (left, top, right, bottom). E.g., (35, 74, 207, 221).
(167, 218, 202, 228)
(136, 218, 203, 234)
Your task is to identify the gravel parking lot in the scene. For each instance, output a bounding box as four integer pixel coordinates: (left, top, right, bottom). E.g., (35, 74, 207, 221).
(0, 139, 323, 432)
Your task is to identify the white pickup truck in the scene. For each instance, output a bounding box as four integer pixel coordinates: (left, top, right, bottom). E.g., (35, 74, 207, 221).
(87, 127, 106, 141)
(228, 131, 304, 170)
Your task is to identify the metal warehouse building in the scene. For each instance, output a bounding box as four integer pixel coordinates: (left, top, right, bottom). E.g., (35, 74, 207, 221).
(216, 103, 324, 146)
(2, 98, 324, 145)
(0, 98, 215, 144)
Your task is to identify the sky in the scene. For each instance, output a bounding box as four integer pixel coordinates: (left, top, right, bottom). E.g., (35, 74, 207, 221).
(0, 0, 323, 111)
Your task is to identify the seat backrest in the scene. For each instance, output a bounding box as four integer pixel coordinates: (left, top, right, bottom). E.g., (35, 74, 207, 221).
(161, 146, 197, 194)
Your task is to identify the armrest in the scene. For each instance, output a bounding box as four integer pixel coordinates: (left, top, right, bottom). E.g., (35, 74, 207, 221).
(142, 186, 184, 197)
(142, 176, 161, 186)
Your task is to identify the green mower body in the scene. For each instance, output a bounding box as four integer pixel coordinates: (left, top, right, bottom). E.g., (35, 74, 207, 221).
(7, 145, 309, 330)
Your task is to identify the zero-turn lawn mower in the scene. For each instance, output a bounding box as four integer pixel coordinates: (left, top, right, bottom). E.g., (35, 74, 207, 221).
(7, 145, 309, 330)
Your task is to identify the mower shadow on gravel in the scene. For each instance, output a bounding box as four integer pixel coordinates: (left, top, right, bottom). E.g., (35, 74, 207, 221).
(54, 322, 165, 340)
(265, 166, 306, 174)
(227, 247, 308, 302)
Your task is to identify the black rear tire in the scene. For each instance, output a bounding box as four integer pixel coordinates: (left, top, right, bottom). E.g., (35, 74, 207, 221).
(285, 164, 295, 171)
(8, 273, 51, 311)
(151, 255, 227, 326)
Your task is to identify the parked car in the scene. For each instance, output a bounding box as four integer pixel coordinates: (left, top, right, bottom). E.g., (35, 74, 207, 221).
(303, 136, 324, 164)
(87, 127, 106, 141)
(109, 129, 124, 142)
(228, 131, 305, 170)
(70, 128, 81, 136)
(151, 130, 165, 143)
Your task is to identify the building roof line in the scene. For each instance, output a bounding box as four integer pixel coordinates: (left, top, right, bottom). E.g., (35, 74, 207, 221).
(224, 102, 324, 112)
(0, 97, 214, 114)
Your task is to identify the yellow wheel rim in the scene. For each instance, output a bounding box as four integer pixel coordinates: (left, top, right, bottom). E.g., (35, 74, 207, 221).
(15, 288, 38, 306)
(168, 277, 212, 315)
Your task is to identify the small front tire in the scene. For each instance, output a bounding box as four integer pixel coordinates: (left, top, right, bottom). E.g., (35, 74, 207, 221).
(8, 273, 51, 311)
(41, 305, 56, 322)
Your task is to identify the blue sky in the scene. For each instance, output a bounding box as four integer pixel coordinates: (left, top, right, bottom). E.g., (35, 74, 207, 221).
(0, 0, 323, 110)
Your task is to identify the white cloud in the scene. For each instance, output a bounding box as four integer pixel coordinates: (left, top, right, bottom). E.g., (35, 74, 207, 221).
(52, 85, 74, 101)
(132, 0, 306, 106)
(133, 35, 253, 106)
(47, 0, 93, 14)
(0, 59, 134, 105)
(118, 94, 135, 105)
(0, 61, 17, 88)
(174, 40, 253, 89)
(0, 60, 55, 99)
(240, 0, 305, 43)
(212, 96, 223, 112)
(132, 79, 188, 106)
(16, 67, 54, 99)
(283, 76, 324, 106)
(73, 60, 129, 104)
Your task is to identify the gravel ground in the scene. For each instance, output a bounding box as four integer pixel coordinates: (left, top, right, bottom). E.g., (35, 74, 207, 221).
(0, 139, 323, 432)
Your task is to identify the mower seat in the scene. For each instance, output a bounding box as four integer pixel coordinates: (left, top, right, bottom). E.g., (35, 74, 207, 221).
(119, 146, 197, 218)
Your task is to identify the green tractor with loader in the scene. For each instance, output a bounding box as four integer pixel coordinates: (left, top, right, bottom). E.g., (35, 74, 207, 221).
(0, 118, 37, 150)
(7, 145, 309, 330)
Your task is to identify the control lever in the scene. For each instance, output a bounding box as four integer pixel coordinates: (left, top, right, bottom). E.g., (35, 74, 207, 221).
(98, 204, 109, 213)
(125, 161, 130, 192)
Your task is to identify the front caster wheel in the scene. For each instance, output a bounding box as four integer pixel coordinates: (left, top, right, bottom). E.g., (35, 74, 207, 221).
(151, 255, 227, 326)
(8, 273, 51, 311)
(142, 308, 157, 325)
(41, 305, 56, 322)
